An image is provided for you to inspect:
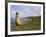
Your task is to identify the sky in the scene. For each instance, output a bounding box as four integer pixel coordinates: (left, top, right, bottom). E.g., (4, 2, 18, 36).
(10, 5, 41, 18)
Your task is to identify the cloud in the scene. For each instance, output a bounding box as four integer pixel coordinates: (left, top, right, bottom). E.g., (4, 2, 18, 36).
(10, 5, 41, 18)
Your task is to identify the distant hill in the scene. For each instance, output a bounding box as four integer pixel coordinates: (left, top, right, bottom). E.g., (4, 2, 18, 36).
(26, 16, 41, 19)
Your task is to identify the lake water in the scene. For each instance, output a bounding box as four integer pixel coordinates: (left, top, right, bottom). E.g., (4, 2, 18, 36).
(11, 18, 16, 29)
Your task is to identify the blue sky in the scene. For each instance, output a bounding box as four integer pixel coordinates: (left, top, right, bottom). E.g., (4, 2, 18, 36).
(10, 5, 41, 18)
